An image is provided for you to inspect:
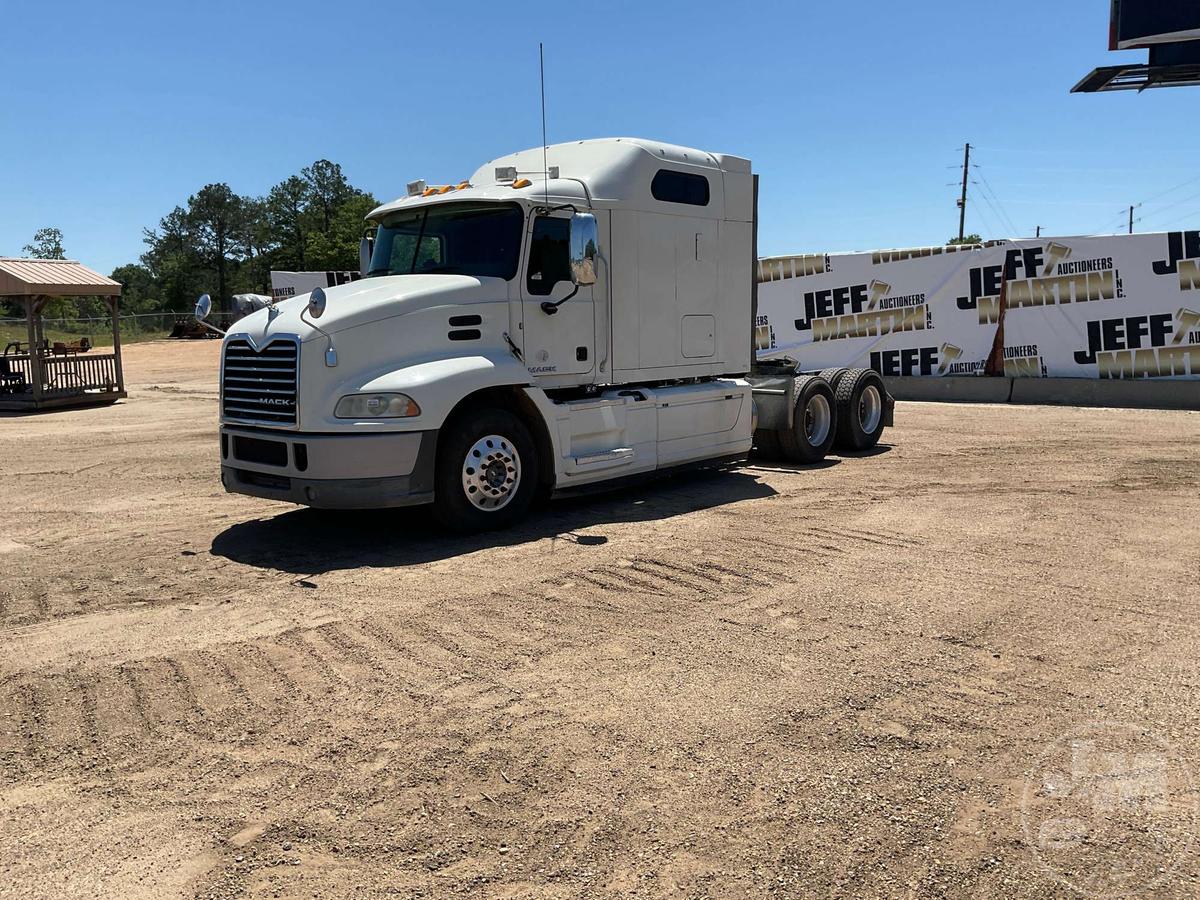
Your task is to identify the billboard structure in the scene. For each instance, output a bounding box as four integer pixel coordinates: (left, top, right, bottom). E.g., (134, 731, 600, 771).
(756, 231, 1200, 381)
(1075, 0, 1200, 92)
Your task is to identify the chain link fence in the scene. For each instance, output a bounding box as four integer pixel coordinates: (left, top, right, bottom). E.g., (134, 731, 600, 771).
(0, 312, 187, 348)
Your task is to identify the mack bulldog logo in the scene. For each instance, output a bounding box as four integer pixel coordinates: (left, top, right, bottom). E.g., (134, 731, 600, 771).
(958, 245, 1123, 325)
(1073, 310, 1200, 378)
(1151, 231, 1200, 291)
(795, 282, 931, 342)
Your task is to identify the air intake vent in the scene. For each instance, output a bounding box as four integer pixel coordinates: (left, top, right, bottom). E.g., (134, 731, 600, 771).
(222, 337, 299, 426)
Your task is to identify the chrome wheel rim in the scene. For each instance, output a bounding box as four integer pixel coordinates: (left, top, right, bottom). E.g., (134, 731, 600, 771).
(859, 385, 882, 434)
(461, 435, 521, 511)
(804, 394, 832, 446)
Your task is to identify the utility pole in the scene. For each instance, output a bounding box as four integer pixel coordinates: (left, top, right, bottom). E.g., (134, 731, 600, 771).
(957, 143, 971, 241)
(1129, 205, 1135, 234)
(1036, 225, 1042, 238)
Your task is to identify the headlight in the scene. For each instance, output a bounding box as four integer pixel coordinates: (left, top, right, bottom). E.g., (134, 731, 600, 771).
(334, 393, 421, 419)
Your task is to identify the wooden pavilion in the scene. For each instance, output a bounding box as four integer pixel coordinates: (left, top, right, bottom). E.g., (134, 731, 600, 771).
(0, 258, 126, 411)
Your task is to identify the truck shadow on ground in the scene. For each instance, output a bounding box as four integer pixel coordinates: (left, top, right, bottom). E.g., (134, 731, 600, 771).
(209, 468, 778, 574)
(831, 444, 893, 460)
(743, 444, 892, 472)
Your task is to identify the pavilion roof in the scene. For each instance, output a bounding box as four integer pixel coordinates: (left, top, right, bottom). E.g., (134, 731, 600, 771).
(0, 258, 121, 298)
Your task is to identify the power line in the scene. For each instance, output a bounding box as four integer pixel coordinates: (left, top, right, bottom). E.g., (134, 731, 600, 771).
(1134, 188, 1200, 228)
(970, 193, 999, 239)
(1089, 176, 1200, 235)
(971, 180, 1012, 236)
(970, 173, 1019, 235)
(1134, 173, 1200, 210)
(1090, 207, 1137, 236)
(1152, 207, 1200, 230)
(972, 167, 1021, 236)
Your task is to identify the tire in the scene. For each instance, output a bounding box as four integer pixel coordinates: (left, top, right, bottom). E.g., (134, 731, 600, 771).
(818, 367, 850, 391)
(753, 428, 783, 461)
(833, 368, 887, 452)
(778, 375, 837, 464)
(432, 408, 538, 533)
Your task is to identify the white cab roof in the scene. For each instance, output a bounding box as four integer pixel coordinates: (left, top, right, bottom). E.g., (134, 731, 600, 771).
(368, 137, 751, 221)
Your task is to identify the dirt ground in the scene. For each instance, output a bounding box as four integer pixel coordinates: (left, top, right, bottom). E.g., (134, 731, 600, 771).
(1, 341, 1197, 899)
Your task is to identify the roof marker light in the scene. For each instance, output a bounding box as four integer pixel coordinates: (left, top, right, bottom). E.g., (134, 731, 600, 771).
(438, 184, 454, 194)
(513, 178, 532, 189)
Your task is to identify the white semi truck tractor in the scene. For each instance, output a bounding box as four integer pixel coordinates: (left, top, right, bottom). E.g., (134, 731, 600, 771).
(198, 138, 893, 531)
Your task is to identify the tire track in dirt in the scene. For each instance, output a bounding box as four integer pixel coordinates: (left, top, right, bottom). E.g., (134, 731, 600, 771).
(0, 609, 562, 779)
(629, 558, 717, 594)
(116, 665, 156, 735)
(542, 550, 788, 608)
(161, 658, 205, 721)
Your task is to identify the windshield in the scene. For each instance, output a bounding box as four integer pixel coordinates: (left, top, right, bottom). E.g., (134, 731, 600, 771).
(366, 201, 524, 280)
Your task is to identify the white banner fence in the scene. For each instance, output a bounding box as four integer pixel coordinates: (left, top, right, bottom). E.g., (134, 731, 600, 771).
(756, 230, 1200, 380)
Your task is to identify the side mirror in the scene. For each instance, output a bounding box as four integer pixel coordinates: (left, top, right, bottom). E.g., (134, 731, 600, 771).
(195, 293, 212, 321)
(360, 235, 375, 276)
(569, 213, 598, 286)
(308, 286, 327, 320)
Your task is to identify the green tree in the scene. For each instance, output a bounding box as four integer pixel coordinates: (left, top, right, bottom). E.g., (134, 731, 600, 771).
(17, 227, 78, 318)
(116, 159, 377, 318)
(187, 184, 245, 312)
(235, 197, 274, 295)
(23, 227, 66, 259)
(267, 175, 310, 270)
(142, 206, 201, 313)
(305, 192, 378, 271)
(302, 160, 355, 232)
(110, 263, 158, 314)
(948, 234, 983, 246)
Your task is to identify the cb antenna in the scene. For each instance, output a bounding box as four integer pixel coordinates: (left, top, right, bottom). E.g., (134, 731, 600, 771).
(539, 42, 549, 207)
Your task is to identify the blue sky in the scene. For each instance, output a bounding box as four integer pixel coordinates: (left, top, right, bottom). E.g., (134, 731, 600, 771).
(2, 0, 1197, 274)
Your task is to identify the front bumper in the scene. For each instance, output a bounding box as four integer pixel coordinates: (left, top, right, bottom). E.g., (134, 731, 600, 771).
(219, 425, 437, 509)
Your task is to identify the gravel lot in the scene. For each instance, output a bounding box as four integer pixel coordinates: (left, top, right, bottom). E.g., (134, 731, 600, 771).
(1, 341, 1197, 898)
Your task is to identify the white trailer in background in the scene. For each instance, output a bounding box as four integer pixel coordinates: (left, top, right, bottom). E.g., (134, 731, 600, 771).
(198, 138, 893, 531)
(269, 271, 360, 304)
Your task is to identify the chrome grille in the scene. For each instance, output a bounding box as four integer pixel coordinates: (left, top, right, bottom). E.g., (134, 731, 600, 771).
(221, 337, 299, 426)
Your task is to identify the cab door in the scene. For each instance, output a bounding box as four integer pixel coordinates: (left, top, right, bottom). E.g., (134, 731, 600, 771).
(521, 214, 595, 379)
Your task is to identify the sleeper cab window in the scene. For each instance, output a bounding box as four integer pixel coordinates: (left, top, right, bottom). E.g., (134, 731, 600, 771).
(527, 216, 572, 296)
(651, 169, 710, 207)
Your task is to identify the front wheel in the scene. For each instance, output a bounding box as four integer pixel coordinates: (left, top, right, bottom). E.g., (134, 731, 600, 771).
(433, 408, 538, 533)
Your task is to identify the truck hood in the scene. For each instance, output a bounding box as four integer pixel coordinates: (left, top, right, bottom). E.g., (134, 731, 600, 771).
(229, 275, 503, 344)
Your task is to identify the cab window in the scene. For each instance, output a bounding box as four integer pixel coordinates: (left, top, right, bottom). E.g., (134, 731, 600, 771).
(526, 216, 571, 296)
